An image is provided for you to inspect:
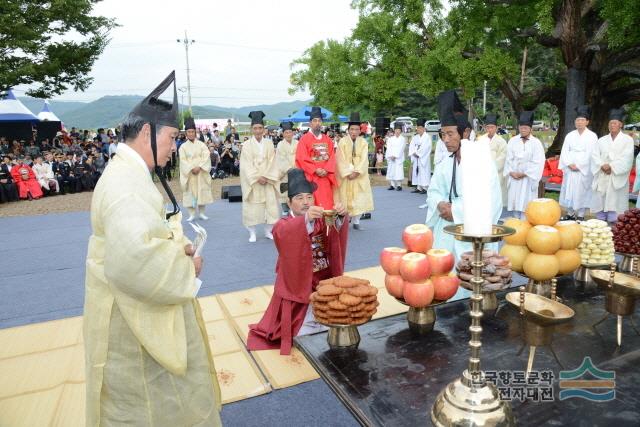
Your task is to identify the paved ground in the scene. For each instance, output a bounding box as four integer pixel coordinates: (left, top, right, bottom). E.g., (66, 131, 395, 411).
(0, 185, 432, 426)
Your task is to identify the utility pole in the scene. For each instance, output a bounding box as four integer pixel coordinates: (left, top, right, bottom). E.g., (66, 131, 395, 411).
(483, 80, 487, 114)
(177, 31, 195, 113)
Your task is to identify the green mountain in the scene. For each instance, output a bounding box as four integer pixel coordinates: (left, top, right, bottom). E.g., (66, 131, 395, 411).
(18, 96, 311, 129)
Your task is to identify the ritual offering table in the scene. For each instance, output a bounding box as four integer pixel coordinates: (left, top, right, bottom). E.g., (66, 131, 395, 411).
(295, 275, 640, 426)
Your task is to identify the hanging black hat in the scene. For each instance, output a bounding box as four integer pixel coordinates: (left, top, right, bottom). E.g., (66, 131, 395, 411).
(417, 118, 426, 127)
(184, 116, 196, 130)
(576, 105, 591, 120)
(129, 71, 180, 219)
(609, 108, 626, 122)
(286, 168, 317, 198)
(305, 106, 325, 120)
(248, 111, 265, 126)
(438, 90, 467, 127)
(130, 71, 179, 129)
(484, 114, 498, 125)
(280, 121, 294, 131)
(394, 121, 403, 130)
(518, 111, 535, 127)
(348, 112, 362, 126)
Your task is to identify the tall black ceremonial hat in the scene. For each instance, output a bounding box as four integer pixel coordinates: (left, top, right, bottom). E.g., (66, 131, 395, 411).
(417, 118, 426, 127)
(484, 114, 498, 125)
(348, 112, 362, 126)
(130, 71, 179, 129)
(576, 105, 591, 120)
(438, 90, 467, 127)
(248, 111, 265, 125)
(518, 111, 535, 127)
(287, 168, 317, 198)
(305, 106, 325, 120)
(280, 121, 294, 131)
(184, 116, 196, 130)
(609, 108, 626, 122)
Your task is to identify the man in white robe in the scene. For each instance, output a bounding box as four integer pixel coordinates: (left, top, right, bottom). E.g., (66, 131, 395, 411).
(590, 108, 634, 222)
(558, 105, 598, 220)
(336, 112, 374, 230)
(84, 72, 221, 426)
(32, 155, 59, 193)
(179, 117, 213, 221)
(385, 122, 406, 190)
(275, 121, 298, 215)
(409, 119, 432, 194)
(434, 132, 449, 167)
(240, 110, 280, 242)
(477, 114, 507, 206)
(504, 111, 545, 219)
(426, 90, 502, 262)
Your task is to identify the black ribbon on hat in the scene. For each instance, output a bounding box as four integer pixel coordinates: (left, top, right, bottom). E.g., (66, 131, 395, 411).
(150, 123, 180, 220)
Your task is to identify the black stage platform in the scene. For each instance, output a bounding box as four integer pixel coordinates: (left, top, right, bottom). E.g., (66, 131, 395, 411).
(295, 278, 640, 426)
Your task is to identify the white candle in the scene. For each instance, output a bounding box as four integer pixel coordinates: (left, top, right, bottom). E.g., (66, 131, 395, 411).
(461, 141, 493, 235)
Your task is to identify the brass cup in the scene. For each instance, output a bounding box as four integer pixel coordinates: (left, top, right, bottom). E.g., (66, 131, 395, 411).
(605, 291, 636, 316)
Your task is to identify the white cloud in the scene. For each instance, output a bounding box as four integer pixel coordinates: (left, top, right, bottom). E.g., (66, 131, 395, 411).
(30, 0, 360, 107)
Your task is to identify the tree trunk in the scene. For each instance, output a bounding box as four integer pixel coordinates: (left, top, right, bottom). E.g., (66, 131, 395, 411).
(564, 67, 586, 136)
(546, 107, 566, 156)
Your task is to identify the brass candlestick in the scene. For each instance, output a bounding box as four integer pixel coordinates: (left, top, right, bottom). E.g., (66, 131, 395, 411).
(590, 262, 640, 346)
(431, 224, 516, 427)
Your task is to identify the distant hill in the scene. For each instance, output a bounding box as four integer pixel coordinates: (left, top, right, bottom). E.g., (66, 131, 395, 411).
(18, 96, 311, 129)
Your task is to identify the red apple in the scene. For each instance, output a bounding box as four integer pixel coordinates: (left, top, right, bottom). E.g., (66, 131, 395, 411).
(399, 252, 432, 282)
(402, 224, 434, 253)
(380, 247, 408, 275)
(427, 248, 455, 275)
(403, 279, 435, 308)
(384, 274, 405, 298)
(432, 273, 460, 301)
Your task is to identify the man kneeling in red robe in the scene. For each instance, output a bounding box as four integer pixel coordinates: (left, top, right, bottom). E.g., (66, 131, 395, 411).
(248, 168, 349, 355)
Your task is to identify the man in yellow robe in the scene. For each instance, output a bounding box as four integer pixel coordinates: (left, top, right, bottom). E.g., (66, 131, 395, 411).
(84, 72, 221, 427)
(336, 112, 374, 230)
(240, 110, 281, 242)
(275, 121, 298, 215)
(179, 117, 213, 221)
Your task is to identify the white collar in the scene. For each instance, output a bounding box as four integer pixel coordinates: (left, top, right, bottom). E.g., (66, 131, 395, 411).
(117, 143, 150, 174)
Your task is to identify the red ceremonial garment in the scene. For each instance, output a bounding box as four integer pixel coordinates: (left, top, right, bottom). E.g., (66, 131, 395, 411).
(11, 164, 43, 199)
(295, 132, 337, 209)
(247, 214, 349, 355)
(543, 158, 563, 184)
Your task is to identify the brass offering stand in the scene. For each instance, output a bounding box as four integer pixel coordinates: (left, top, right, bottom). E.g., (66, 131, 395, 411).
(395, 297, 447, 334)
(574, 262, 610, 283)
(505, 280, 575, 377)
(319, 322, 361, 349)
(617, 251, 640, 275)
(590, 262, 640, 347)
(431, 224, 516, 427)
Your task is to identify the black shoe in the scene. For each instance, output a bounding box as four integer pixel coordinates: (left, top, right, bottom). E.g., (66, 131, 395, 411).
(396, 186, 402, 191)
(411, 189, 421, 193)
(360, 213, 371, 220)
(388, 185, 395, 190)
(353, 223, 362, 230)
(420, 189, 427, 194)
(561, 214, 576, 221)
(576, 216, 585, 221)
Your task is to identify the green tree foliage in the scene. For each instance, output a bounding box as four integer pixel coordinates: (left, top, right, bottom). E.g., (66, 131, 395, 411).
(0, 0, 116, 98)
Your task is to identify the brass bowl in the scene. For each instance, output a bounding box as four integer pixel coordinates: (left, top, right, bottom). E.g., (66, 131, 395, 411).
(443, 224, 516, 243)
(590, 270, 640, 297)
(505, 292, 575, 326)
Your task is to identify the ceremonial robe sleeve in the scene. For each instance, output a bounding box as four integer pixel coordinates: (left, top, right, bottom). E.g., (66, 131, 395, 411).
(262, 142, 281, 183)
(275, 142, 291, 180)
(356, 139, 369, 175)
(102, 193, 197, 305)
(610, 136, 634, 176)
(336, 143, 353, 178)
(272, 216, 313, 303)
(558, 134, 572, 172)
(591, 138, 605, 175)
(494, 138, 507, 172)
(524, 140, 545, 182)
(425, 162, 448, 228)
(198, 143, 212, 173)
(503, 140, 516, 177)
(240, 143, 260, 186)
(295, 136, 318, 176)
(328, 215, 350, 278)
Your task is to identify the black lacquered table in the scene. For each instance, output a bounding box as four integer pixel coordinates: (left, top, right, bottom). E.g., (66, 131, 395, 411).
(295, 278, 640, 426)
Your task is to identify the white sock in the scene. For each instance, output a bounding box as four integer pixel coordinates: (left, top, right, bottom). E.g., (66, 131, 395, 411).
(352, 216, 360, 225)
(187, 207, 196, 217)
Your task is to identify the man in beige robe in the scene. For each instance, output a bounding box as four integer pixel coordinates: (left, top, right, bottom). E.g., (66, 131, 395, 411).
(275, 121, 298, 215)
(477, 113, 508, 206)
(336, 112, 374, 230)
(240, 110, 281, 242)
(179, 117, 213, 221)
(84, 72, 221, 427)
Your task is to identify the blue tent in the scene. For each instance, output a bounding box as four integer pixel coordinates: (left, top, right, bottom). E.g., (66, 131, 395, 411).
(280, 106, 348, 123)
(0, 89, 39, 121)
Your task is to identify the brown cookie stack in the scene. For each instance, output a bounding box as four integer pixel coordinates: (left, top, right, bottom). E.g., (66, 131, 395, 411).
(456, 250, 512, 292)
(309, 275, 379, 325)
